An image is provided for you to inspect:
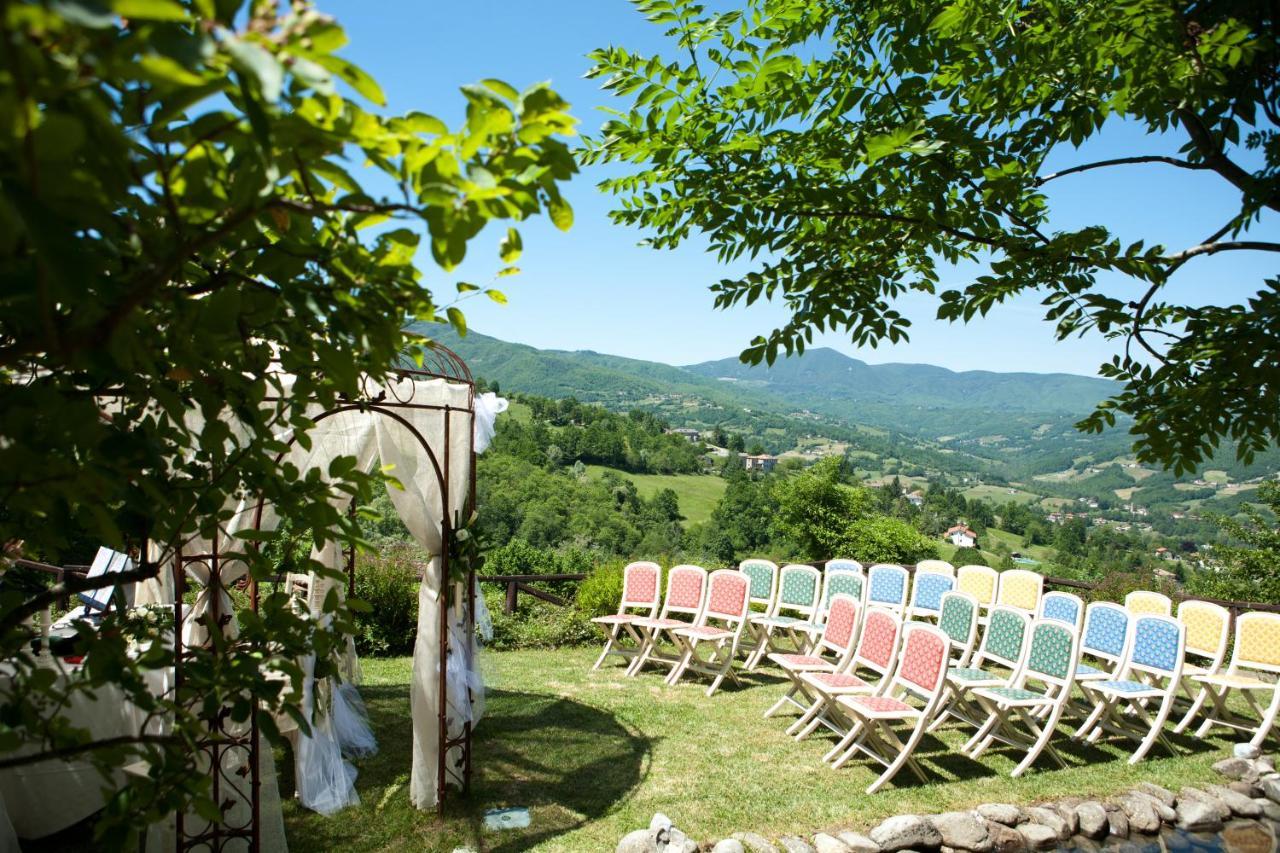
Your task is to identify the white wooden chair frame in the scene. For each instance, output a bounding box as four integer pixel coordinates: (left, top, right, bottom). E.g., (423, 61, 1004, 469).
(669, 569, 752, 696)
(1171, 600, 1230, 733)
(745, 563, 822, 670)
(1074, 615, 1185, 763)
(865, 563, 909, 616)
(826, 623, 953, 794)
(763, 594, 861, 720)
(929, 605, 1032, 733)
(1191, 611, 1280, 748)
(965, 620, 1081, 777)
(628, 564, 707, 677)
(1074, 601, 1132, 683)
(734, 558, 779, 670)
(1038, 591, 1085, 634)
(590, 561, 662, 670)
(789, 608, 902, 742)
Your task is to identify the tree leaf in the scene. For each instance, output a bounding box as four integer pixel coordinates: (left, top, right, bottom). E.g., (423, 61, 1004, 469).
(225, 37, 283, 103)
(547, 195, 573, 231)
(446, 306, 467, 336)
(499, 227, 522, 262)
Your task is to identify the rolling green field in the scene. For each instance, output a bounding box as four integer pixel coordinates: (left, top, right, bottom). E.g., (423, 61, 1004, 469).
(584, 465, 727, 525)
(280, 649, 1233, 852)
(962, 484, 1043, 506)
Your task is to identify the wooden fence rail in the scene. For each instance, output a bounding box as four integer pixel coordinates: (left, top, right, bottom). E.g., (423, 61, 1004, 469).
(477, 573, 587, 615)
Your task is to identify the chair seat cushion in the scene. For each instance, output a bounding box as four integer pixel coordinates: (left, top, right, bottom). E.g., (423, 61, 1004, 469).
(769, 653, 831, 671)
(751, 615, 805, 628)
(1181, 662, 1211, 677)
(1092, 679, 1161, 697)
(977, 686, 1048, 705)
(948, 666, 998, 683)
(591, 614, 638, 625)
(802, 671, 870, 692)
(674, 625, 733, 640)
(635, 617, 688, 629)
(1075, 663, 1110, 681)
(838, 695, 919, 717)
(1195, 673, 1275, 690)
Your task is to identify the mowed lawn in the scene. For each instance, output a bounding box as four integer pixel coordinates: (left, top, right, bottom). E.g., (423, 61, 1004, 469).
(279, 648, 1237, 852)
(585, 465, 726, 525)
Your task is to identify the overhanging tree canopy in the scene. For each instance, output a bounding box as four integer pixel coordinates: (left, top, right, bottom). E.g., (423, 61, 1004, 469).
(584, 0, 1279, 473)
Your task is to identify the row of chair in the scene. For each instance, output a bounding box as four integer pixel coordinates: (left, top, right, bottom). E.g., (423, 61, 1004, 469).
(591, 559, 1280, 791)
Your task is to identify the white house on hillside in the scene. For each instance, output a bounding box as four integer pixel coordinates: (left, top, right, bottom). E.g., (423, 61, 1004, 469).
(946, 524, 978, 549)
(743, 453, 777, 473)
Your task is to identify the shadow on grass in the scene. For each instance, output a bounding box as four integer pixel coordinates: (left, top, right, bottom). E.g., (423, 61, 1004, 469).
(279, 684, 651, 853)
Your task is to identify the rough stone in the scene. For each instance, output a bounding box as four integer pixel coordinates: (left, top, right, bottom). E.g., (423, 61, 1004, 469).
(1025, 808, 1068, 841)
(1135, 782, 1177, 808)
(973, 805, 1022, 827)
(1256, 755, 1276, 774)
(1181, 787, 1233, 821)
(1176, 798, 1224, 832)
(1076, 802, 1108, 839)
(1235, 743, 1263, 760)
(1052, 803, 1078, 837)
(779, 837, 816, 853)
(1229, 780, 1261, 798)
(930, 812, 991, 852)
(1118, 794, 1161, 835)
(1261, 776, 1280, 805)
(733, 833, 779, 853)
(836, 832, 880, 853)
(1210, 784, 1265, 818)
(1221, 820, 1275, 853)
(870, 816, 942, 852)
(617, 828, 658, 853)
(1217, 757, 1256, 781)
(1106, 807, 1129, 839)
(813, 835, 852, 853)
(667, 828, 697, 853)
(1015, 823, 1056, 850)
(985, 823, 1026, 853)
(1254, 797, 1280, 821)
(713, 841, 747, 853)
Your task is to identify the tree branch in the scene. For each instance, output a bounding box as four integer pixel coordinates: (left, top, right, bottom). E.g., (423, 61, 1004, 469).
(1037, 155, 1211, 184)
(1163, 240, 1280, 263)
(1, 562, 160, 634)
(0, 734, 181, 770)
(1176, 107, 1280, 212)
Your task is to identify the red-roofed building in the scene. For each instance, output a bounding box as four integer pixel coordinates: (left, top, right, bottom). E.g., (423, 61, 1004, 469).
(945, 524, 979, 549)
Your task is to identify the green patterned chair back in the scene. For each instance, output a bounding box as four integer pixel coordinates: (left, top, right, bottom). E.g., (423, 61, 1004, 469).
(983, 606, 1031, 668)
(938, 591, 977, 650)
(777, 564, 821, 615)
(825, 570, 864, 608)
(1024, 621, 1077, 685)
(738, 559, 778, 605)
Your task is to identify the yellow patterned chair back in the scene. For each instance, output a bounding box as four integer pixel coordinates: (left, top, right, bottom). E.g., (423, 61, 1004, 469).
(1126, 590, 1172, 617)
(956, 565, 998, 608)
(1233, 612, 1280, 672)
(1177, 600, 1230, 664)
(995, 569, 1043, 614)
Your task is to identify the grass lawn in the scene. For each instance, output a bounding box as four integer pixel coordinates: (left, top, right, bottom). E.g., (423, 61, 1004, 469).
(280, 648, 1238, 852)
(962, 484, 1042, 506)
(584, 465, 726, 525)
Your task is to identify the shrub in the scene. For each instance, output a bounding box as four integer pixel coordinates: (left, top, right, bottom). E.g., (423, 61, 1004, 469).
(485, 591, 597, 650)
(352, 544, 423, 657)
(1083, 570, 1178, 606)
(576, 560, 627, 617)
(841, 516, 939, 564)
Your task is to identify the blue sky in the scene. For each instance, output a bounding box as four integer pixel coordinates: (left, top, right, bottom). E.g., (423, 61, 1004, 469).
(326, 0, 1274, 377)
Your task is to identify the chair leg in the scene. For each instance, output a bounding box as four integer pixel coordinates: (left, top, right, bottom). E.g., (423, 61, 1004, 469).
(592, 625, 621, 670)
(1252, 686, 1280, 749)
(1173, 684, 1211, 734)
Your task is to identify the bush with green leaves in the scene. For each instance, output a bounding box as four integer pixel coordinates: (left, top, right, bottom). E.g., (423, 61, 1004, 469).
(484, 592, 597, 651)
(352, 545, 423, 657)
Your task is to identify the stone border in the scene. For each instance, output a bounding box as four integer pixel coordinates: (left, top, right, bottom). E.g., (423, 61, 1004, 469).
(615, 745, 1280, 853)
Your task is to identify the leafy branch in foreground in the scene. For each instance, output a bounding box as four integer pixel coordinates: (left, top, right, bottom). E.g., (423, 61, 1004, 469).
(0, 0, 575, 845)
(584, 0, 1279, 474)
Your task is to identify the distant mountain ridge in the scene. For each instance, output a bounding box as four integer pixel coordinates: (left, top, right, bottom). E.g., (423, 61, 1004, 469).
(682, 347, 1116, 415)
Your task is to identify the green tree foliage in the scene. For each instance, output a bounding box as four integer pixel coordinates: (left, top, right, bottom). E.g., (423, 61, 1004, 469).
(0, 1, 574, 841)
(584, 0, 1280, 474)
(708, 466, 778, 556)
(1186, 482, 1280, 603)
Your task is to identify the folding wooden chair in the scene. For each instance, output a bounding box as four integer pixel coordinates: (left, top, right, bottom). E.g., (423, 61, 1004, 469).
(965, 620, 1080, 777)
(1172, 600, 1230, 733)
(995, 569, 1043, 617)
(827, 623, 953, 793)
(790, 608, 903, 741)
(1125, 590, 1173, 617)
(590, 561, 661, 670)
(669, 569, 752, 696)
(915, 559, 955, 578)
(866, 564, 909, 616)
(1075, 615, 1185, 763)
(937, 591, 979, 666)
(744, 563, 821, 670)
(734, 558, 779, 668)
(930, 605, 1032, 732)
(1191, 612, 1280, 748)
(1039, 591, 1084, 633)
(826, 558, 865, 578)
(793, 565, 865, 638)
(957, 564, 999, 623)
(764, 594, 860, 719)
(906, 570, 955, 622)
(628, 564, 707, 676)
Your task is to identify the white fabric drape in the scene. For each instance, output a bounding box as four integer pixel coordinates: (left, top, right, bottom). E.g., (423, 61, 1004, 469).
(473, 392, 508, 454)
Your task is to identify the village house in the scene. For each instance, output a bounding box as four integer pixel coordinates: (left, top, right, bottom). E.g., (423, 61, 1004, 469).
(742, 453, 777, 473)
(906, 490, 925, 507)
(667, 427, 701, 443)
(945, 524, 978, 549)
